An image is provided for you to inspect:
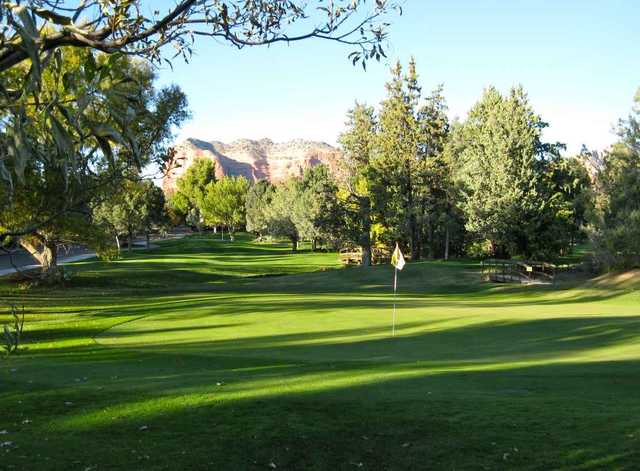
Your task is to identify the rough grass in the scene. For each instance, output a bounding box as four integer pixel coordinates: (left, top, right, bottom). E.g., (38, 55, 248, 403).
(1, 234, 639, 470)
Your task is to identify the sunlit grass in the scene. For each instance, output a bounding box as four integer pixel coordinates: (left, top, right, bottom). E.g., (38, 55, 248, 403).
(1, 233, 639, 470)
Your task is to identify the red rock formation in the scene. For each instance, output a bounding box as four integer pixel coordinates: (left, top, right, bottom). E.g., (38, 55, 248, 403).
(163, 138, 342, 194)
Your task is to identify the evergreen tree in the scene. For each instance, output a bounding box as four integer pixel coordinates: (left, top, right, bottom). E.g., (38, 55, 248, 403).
(592, 88, 640, 268)
(414, 84, 452, 259)
(334, 102, 378, 265)
(452, 86, 572, 259)
(292, 165, 338, 251)
(369, 59, 451, 260)
(371, 60, 421, 259)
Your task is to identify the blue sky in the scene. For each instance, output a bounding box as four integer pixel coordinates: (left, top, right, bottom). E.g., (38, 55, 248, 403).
(155, 0, 640, 155)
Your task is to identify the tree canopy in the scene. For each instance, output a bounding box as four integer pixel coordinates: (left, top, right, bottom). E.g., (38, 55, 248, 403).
(200, 175, 250, 240)
(0, 46, 187, 278)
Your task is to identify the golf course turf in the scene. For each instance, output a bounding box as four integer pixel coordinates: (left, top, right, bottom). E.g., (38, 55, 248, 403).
(1, 234, 639, 470)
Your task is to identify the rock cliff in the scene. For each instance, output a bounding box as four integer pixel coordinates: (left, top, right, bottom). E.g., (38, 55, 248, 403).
(163, 138, 342, 194)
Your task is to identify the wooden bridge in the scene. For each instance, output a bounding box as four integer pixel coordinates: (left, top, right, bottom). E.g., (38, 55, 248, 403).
(481, 259, 556, 284)
(339, 247, 391, 265)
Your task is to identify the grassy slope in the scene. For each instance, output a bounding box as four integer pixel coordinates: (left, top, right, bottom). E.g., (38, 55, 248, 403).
(1, 234, 639, 470)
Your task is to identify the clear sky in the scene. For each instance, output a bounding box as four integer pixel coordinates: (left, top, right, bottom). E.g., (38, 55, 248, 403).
(155, 0, 640, 155)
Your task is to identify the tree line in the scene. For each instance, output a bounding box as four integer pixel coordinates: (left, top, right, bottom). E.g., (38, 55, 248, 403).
(168, 59, 639, 272)
(1, 1, 637, 280)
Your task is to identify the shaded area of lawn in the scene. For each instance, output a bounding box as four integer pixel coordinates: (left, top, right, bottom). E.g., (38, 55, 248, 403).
(0, 234, 639, 470)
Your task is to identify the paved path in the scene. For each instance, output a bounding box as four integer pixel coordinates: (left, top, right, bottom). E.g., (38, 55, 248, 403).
(0, 232, 188, 277)
(0, 251, 97, 277)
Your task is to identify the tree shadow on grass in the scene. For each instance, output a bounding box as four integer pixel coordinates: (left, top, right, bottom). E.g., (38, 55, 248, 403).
(95, 315, 640, 367)
(3, 330, 640, 470)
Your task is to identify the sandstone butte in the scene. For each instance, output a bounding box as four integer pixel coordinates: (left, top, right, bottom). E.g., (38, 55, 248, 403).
(163, 137, 343, 195)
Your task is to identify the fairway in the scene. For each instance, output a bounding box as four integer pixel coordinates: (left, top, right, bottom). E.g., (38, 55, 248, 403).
(2, 235, 640, 470)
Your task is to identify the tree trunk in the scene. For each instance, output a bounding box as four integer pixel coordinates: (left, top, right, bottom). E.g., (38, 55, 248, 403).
(361, 245, 372, 267)
(291, 236, 298, 252)
(444, 226, 450, 261)
(489, 240, 496, 258)
(229, 226, 235, 241)
(20, 235, 59, 280)
(405, 160, 420, 262)
(311, 238, 318, 252)
(41, 241, 58, 277)
(221, 227, 224, 241)
(359, 195, 372, 267)
(115, 234, 121, 253)
(128, 229, 133, 252)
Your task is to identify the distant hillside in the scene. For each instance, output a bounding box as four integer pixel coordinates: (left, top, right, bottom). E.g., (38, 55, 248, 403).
(163, 138, 342, 194)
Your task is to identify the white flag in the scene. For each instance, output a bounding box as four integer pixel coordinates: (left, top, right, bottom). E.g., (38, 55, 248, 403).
(391, 243, 405, 271)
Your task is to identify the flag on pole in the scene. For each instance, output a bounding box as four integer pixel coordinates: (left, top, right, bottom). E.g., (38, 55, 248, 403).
(390, 243, 405, 337)
(391, 243, 405, 271)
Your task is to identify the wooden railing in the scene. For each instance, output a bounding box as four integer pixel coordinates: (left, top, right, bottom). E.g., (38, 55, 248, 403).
(481, 259, 556, 284)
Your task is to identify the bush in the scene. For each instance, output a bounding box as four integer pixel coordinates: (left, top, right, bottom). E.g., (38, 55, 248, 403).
(465, 239, 493, 259)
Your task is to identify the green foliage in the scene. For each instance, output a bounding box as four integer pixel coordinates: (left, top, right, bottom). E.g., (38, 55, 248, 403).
(93, 180, 166, 252)
(247, 166, 338, 250)
(332, 66, 591, 263)
(591, 89, 640, 269)
(144, 183, 169, 234)
(0, 2, 398, 77)
(245, 180, 275, 238)
(172, 158, 217, 225)
(1, 48, 147, 204)
(464, 239, 493, 259)
(450, 86, 585, 260)
(452, 86, 542, 256)
(349, 59, 453, 260)
(333, 103, 377, 264)
(200, 176, 250, 239)
(292, 165, 338, 248)
(264, 179, 301, 250)
(0, 0, 397, 275)
(369, 60, 420, 255)
(0, 46, 188, 276)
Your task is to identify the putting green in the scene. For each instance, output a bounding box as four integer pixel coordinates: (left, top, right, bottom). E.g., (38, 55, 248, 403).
(97, 261, 640, 369)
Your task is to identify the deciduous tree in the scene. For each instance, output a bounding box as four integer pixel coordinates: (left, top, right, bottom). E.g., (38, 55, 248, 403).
(245, 180, 275, 240)
(200, 176, 250, 240)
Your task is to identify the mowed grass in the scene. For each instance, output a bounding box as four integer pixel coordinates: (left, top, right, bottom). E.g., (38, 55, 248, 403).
(1, 235, 640, 470)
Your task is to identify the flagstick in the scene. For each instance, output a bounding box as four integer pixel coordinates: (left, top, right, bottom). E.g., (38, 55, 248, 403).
(392, 266, 398, 337)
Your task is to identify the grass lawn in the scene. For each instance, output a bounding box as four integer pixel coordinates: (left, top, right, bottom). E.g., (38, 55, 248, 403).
(1, 234, 639, 470)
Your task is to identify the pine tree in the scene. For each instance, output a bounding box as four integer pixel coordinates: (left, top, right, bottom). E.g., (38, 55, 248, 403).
(592, 88, 640, 268)
(335, 102, 378, 265)
(369, 59, 451, 260)
(371, 60, 421, 259)
(453, 86, 568, 258)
